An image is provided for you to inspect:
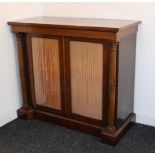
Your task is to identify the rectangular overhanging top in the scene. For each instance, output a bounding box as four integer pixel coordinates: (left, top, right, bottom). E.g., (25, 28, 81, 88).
(8, 16, 141, 41)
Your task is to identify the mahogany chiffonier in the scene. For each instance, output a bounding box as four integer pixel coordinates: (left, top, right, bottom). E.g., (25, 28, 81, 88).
(8, 17, 141, 145)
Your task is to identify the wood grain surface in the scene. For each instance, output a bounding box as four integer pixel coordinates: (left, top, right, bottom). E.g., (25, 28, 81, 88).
(31, 37, 61, 110)
(8, 16, 141, 32)
(70, 41, 103, 120)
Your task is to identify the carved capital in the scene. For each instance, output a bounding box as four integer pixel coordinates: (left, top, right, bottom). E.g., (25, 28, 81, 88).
(111, 42, 119, 52)
(15, 32, 22, 40)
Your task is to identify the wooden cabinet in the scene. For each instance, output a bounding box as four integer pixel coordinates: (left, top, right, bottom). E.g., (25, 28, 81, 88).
(8, 17, 141, 145)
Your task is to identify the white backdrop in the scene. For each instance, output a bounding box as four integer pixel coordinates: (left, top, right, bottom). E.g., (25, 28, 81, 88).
(0, 3, 42, 126)
(0, 2, 155, 126)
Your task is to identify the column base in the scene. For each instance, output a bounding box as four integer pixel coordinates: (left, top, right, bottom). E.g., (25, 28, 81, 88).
(101, 113, 135, 145)
(17, 106, 34, 120)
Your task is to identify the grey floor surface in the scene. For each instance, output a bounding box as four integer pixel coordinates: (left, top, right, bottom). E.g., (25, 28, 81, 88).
(0, 119, 155, 152)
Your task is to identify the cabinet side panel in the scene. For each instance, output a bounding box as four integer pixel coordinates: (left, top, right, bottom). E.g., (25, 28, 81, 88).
(31, 37, 61, 110)
(117, 34, 137, 124)
(70, 41, 103, 120)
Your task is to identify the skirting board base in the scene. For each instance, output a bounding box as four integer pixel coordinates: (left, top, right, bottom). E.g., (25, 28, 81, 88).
(0, 109, 17, 127)
(136, 113, 155, 127)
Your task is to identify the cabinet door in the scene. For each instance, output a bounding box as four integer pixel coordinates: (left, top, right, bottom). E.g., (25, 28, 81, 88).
(31, 35, 65, 113)
(65, 37, 109, 125)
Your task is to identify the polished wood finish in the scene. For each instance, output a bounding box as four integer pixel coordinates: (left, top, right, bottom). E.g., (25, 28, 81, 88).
(8, 17, 141, 41)
(107, 42, 118, 130)
(17, 107, 33, 120)
(15, 33, 29, 108)
(8, 16, 141, 32)
(8, 17, 141, 145)
(70, 41, 103, 120)
(31, 37, 61, 110)
(101, 113, 135, 145)
(116, 33, 137, 126)
(34, 109, 102, 136)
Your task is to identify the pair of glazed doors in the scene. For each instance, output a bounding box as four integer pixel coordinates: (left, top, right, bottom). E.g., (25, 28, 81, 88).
(29, 34, 109, 125)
